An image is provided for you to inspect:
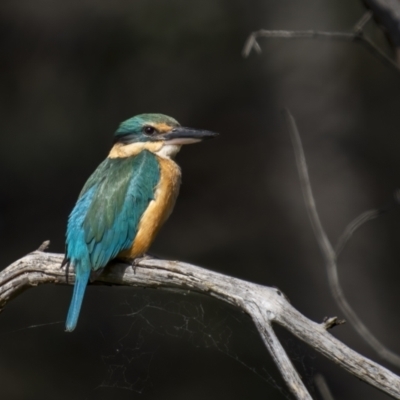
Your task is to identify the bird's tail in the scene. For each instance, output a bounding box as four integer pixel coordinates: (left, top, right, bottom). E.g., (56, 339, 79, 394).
(65, 266, 91, 332)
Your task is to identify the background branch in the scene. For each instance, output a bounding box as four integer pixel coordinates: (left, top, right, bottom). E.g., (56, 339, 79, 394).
(283, 109, 400, 369)
(242, 29, 400, 75)
(314, 374, 335, 400)
(1, 250, 400, 399)
(335, 209, 385, 257)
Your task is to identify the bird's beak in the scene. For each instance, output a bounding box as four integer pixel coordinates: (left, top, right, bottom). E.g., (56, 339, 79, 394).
(162, 127, 219, 145)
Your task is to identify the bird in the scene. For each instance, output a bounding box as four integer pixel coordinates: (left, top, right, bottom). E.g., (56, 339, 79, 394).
(63, 113, 218, 332)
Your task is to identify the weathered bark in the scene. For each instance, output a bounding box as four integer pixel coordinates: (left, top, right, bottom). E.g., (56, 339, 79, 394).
(1, 250, 400, 399)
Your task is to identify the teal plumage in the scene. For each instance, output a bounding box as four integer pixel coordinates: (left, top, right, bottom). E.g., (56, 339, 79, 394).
(63, 113, 218, 332)
(65, 151, 160, 331)
(115, 114, 179, 142)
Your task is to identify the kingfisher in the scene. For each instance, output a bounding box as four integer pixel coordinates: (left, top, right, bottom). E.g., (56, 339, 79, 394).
(63, 113, 218, 332)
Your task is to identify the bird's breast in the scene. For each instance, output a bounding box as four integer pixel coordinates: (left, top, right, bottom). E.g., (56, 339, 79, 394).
(118, 156, 181, 259)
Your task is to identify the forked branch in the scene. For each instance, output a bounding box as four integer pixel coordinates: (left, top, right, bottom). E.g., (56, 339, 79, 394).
(283, 109, 400, 369)
(242, 29, 400, 75)
(1, 250, 400, 399)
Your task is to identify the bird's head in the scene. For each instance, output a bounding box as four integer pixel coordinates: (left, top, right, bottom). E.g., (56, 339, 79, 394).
(109, 113, 218, 159)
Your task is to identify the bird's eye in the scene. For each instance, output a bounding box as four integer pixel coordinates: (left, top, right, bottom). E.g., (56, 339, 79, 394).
(144, 126, 156, 135)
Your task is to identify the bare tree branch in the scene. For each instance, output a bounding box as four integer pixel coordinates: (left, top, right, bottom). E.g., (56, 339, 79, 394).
(242, 29, 400, 75)
(247, 302, 312, 399)
(283, 109, 400, 369)
(1, 250, 400, 398)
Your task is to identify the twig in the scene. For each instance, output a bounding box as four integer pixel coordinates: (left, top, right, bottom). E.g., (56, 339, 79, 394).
(283, 109, 400, 369)
(242, 29, 400, 75)
(314, 374, 335, 400)
(37, 240, 50, 252)
(336, 192, 399, 257)
(353, 11, 373, 33)
(335, 209, 383, 257)
(1, 250, 400, 398)
(322, 316, 345, 330)
(283, 110, 336, 263)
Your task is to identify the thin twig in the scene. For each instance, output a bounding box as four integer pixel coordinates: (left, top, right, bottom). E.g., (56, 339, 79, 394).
(283, 109, 400, 368)
(2, 250, 400, 398)
(242, 29, 400, 75)
(37, 240, 50, 252)
(283, 109, 336, 263)
(314, 374, 335, 400)
(353, 11, 373, 33)
(335, 209, 383, 257)
(322, 316, 345, 330)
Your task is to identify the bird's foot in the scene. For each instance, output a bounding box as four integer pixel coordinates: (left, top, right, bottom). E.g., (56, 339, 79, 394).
(140, 252, 159, 260)
(121, 254, 151, 274)
(117, 254, 156, 274)
(134, 253, 158, 263)
(132, 253, 154, 271)
(60, 258, 71, 283)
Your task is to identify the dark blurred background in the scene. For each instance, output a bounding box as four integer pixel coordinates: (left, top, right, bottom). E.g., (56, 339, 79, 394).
(1, 0, 400, 399)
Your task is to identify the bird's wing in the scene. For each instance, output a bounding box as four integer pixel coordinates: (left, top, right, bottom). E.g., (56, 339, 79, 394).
(66, 150, 160, 270)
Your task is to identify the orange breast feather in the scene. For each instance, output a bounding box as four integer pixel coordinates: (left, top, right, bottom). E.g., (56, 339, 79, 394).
(118, 156, 181, 259)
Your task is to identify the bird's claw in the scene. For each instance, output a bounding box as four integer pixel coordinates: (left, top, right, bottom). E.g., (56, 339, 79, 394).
(128, 254, 152, 274)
